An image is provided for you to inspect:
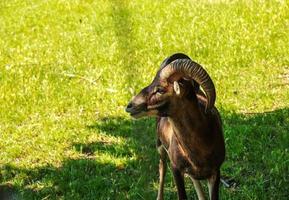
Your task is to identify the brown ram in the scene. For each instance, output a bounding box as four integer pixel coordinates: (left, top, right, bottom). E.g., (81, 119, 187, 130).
(126, 53, 225, 200)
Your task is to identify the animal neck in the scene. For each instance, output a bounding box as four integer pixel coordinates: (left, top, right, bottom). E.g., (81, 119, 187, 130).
(168, 97, 211, 165)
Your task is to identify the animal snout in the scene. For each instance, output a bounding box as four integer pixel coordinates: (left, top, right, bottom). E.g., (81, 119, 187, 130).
(125, 101, 147, 114)
(125, 102, 134, 112)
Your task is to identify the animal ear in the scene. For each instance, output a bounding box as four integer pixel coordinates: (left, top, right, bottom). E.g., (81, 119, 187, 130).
(173, 81, 181, 96)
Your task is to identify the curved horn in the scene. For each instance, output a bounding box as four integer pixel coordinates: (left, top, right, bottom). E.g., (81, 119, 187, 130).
(160, 53, 191, 69)
(160, 59, 216, 111)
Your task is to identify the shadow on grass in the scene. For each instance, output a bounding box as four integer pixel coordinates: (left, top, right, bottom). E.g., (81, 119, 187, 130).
(220, 108, 289, 199)
(1, 109, 288, 199)
(109, 0, 141, 88)
(0, 118, 161, 200)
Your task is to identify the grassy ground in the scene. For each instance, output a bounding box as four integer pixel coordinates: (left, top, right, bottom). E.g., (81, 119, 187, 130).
(0, 0, 288, 199)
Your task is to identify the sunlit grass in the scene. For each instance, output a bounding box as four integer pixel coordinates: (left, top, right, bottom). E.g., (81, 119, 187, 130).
(0, 0, 288, 199)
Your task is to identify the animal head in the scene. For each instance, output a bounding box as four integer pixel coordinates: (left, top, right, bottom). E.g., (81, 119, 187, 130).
(125, 53, 215, 118)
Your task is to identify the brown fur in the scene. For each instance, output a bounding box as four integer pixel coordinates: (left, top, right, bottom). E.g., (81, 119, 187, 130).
(126, 56, 225, 200)
(157, 91, 225, 179)
(155, 88, 225, 200)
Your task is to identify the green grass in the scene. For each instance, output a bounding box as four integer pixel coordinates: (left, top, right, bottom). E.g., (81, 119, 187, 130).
(0, 0, 288, 199)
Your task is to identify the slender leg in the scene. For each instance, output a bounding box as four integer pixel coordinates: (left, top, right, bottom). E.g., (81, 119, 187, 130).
(207, 170, 220, 200)
(157, 146, 167, 200)
(172, 167, 187, 200)
(190, 178, 206, 200)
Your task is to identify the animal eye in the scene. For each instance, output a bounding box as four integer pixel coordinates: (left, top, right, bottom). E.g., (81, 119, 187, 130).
(156, 87, 166, 94)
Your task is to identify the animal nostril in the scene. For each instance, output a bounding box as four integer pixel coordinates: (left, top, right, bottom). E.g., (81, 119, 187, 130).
(127, 102, 133, 109)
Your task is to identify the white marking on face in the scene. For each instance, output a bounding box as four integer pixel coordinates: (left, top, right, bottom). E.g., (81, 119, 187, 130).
(147, 100, 166, 110)
(132, 94, 145, 105)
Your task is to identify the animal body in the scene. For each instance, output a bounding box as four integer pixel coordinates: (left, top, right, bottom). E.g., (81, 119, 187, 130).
(126, 53, 225, 200)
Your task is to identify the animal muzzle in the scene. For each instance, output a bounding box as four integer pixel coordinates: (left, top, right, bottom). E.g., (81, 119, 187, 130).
(125, 101, 148, 116)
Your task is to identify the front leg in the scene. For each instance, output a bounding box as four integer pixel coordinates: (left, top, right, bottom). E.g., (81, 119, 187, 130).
(157, 146, 167, 200)
(207, 170, 220, 200)
(172, 167, 187, 200)
(189, 176, 206, 200)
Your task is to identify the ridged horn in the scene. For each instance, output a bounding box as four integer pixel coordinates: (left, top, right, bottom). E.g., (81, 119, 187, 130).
(160, 59, 216, 111)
